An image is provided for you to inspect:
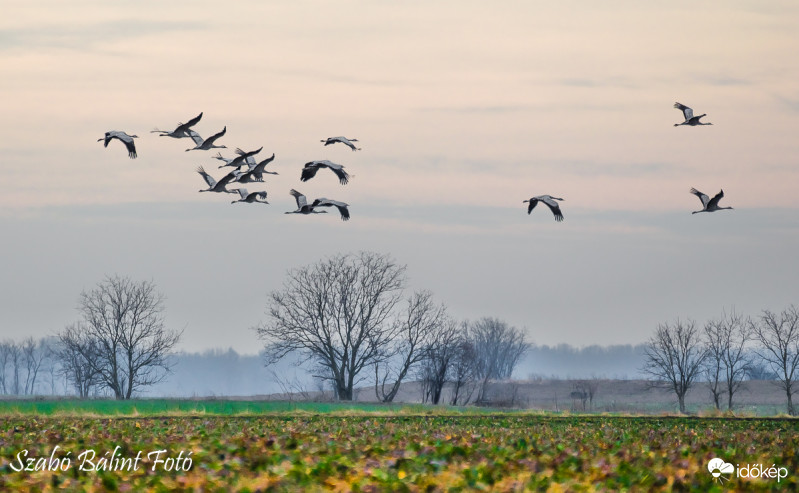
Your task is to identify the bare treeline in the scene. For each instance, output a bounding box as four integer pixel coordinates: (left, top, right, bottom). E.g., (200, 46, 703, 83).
(0, 275, 183, 399)
(643, 305, 799, 415)
(255, 252, 531, 403)
(415, 318, 530, 406)
(0, 337, 51, 395)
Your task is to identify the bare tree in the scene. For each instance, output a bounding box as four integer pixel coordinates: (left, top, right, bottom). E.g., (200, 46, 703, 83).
(0, 341, 12, 394)
(56, 323, 103, 397)
(374, 291, 449, 403)
(715, 309, 751, 410)
(449, 337, 479, 406)
(256, 252, 406, 401)
(3, 341, 22, 395)
(703, 321, 727, 410)
(468, 317, 530, 404)
(751, 305, 799, 415)
(418, 318, 461, 405)
(570, 386, 588, 411)
(573, 379, 600, 410)
(21, 337, 48, 395)
(643, 319, 707, 414)
(67, 275, 182, 399)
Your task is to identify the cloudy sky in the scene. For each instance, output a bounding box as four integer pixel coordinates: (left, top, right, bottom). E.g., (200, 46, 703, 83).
(2, 1, 799, 354)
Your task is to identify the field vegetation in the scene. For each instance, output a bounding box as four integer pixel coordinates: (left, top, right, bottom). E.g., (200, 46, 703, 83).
(1, 402, 798, 491)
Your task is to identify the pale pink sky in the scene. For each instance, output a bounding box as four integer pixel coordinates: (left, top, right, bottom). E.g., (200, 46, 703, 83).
(2, 1, 798, 353)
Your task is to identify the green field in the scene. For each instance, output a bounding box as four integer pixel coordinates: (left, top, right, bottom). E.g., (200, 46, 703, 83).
(1, 402, 798, 491)
(0, 399, 434, 417)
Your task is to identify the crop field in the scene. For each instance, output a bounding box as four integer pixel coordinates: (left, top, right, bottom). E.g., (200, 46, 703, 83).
(1, 404, 798, 491)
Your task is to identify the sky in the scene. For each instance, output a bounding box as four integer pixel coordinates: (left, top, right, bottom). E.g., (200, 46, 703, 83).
(2, 1, 799, 355)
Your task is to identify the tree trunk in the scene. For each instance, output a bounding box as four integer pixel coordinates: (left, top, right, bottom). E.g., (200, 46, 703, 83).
(337, 381, 352, 401)
(678, 393, 687, 414)
(431, 385, 442, 405)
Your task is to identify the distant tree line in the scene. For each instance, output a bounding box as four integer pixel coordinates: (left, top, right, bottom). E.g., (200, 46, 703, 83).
(643, 306, 798, 415)
(1, 275, 182, 400)
(0, 337, 54, 396)
(5, 257, 795, 417)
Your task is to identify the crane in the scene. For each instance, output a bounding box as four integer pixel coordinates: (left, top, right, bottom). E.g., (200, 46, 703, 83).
(674, 102, 712, 126)
(311, 198, 350, 221)
(217, 146, 263, 169)
(321, 136, 361, 151)
(301, 160, 350, 184)
(151, 112, 203, 138)
(245, 153, 278, 181)
(98, 131, 138, 159)
(185, 127, 227, 151)
(285, 189, 327, 216)
(232, 153, 277, 183)
(196, 166, 238, 193)
(231, 188, 268, 204)
(690, 188, 733, 214)
(523, 195, 564, 222)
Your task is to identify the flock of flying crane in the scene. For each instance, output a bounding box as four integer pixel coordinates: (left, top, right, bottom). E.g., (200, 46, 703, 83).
(98, 112, 356, 220)
(98, 101, 730, 223)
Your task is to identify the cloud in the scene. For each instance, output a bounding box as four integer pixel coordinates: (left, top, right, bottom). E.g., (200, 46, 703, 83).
(772, 93, 799, 113)
(695, 74, 752, 87)
(275, 68, 411, 87)
(416, 104, 534, 115)
(0, 20, 205, 53)
(556, 77, 639, 89)
(538, 159, 680, 178)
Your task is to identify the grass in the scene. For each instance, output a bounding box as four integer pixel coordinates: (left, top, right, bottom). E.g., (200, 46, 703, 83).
(0, 399, 525, 417)
(1, 398, 796, 419)
(0, 399, 433, 416)
(2, 413, 798, 491)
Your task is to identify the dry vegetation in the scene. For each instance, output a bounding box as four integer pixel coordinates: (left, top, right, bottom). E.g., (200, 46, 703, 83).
(257, 379, 793, 416)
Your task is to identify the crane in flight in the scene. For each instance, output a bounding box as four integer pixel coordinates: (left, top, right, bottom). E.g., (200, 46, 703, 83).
(285, 189, 351, 220)
(244, 153, 277, 181)
(523, 195, 564, 222)
(231, 188, 268, 204)
(690, 188, 733, 214)
(151, 112, 203, 138)
(301, 160, 350, 184)
(196, 166, 238, 193)
(217, 146, 263, 169)
(185, 127, 227, 151)
(321, 136, 361, 151)
(310, 198, 350, 221)
(98, 131, 138, 159)
(674, 102, 712, 126)
(285, 189, 327, 216)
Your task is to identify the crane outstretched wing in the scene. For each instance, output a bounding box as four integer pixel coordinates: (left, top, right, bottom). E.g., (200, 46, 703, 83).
(674, 102, 693, 121)
(249, 153, 276, 172)
(541, 197, 564, 222)
(312, 198, 350, 221)
(301, 163, 320, 182)
(197, 166, 216, 187)
(707, 189, 724, 209)
(188, 130, 204, 146)
(289, 189, 308, 209)
(204, 126, 226, 146)
(690, 188, 710, 208)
